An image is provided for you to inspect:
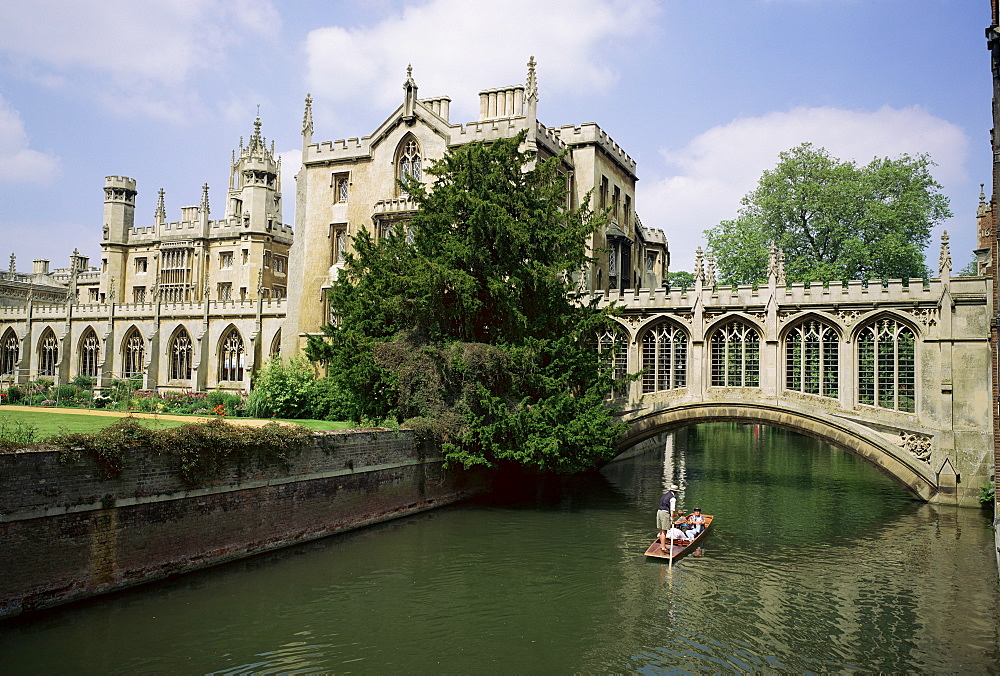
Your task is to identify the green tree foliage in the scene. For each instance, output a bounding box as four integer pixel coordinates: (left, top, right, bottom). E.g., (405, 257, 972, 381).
(705, 143, 952, 285)
(306, 131, 627, 472)
(667, 271, 695, 289)
(956, 258, 980, 276)
(247, 357, 351, 421)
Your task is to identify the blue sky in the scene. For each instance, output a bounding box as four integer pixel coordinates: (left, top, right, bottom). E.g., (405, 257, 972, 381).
(0, 0, 990, 275)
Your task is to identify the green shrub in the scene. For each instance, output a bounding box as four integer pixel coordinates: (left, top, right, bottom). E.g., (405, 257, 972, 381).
(246, 358, 317, 419)
(0, 416, 38, 448)
(308, 376, 352, 421)
(70, 374, 95, 390)
(5, 386, 22, 403)
(204, 390, 245, 416)
(55, 384, 76, 400)
(979, 482, 995, 508)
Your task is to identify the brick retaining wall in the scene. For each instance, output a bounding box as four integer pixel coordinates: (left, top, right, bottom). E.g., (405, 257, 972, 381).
(0, 429, 485, 620)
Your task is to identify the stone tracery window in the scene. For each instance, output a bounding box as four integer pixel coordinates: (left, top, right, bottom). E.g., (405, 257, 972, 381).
(785, 320, 839, 398)
(79, 328, 101, 378)
(1, 330, 19, 376)
(597, 326, 628, 398)
(398, 138, 421, 195)
(641, 322, 687, 393)
(857, 317, 915, 412)
(219, 327, 245, 382)
(123, 328, 145, 379)
(169, 328, 193, 381)
(38, 329, 58, 377)
(710, 319, 760, 387)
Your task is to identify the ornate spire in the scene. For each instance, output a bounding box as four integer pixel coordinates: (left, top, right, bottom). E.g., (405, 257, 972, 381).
(939, 230, 952, 276)
(8, 253, 14, 274)
(767, 242, 779, 283)
(706, 253, 716, 286)
(777, 248, 786, 285)
(302, 92, 313, 136)
(155, 188, 166, 223)
(526, 55, 537, 100)
(201, 183, 210, 214)
(402, 64, 418, 121)
(694, 247, 704, 282)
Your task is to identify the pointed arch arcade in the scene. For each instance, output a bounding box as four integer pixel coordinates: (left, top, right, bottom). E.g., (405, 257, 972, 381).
(1, 329, 19, 376)
(169, 327, 193, 382)
(122, 327, 145, 379)
(856, 315, 917, 413)
(784, 318, 840, 398)
(709, 319, 760, 387)
(38, 328, 58, 377)
(219, 326, 245, 382)
(79, 327, 101, 378)
(640, 320, 687, 393)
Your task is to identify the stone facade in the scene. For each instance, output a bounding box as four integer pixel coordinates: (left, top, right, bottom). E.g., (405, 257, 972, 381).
(1, 59, 668, 391)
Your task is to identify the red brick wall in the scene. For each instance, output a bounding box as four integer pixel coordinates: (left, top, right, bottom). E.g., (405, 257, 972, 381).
(0, 429, 485, 619)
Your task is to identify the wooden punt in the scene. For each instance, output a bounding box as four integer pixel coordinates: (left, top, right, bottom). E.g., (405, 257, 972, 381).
(644, 514, 714, 562)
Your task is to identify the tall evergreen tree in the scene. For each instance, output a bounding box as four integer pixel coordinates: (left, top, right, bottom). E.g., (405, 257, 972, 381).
(307, 131, 627, 472)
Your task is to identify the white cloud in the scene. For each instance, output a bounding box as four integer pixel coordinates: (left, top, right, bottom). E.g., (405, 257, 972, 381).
(638, 106, 969, 271)
(0, 0, 281, 119)
(0, 95, 59, 183)
(305, 0, 658, 125)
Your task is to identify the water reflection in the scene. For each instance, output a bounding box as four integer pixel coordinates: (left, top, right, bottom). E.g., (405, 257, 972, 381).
(0, 423, 997, 673)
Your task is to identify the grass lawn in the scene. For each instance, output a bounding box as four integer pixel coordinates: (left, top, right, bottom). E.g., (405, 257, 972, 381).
(0, 407, 356, 439)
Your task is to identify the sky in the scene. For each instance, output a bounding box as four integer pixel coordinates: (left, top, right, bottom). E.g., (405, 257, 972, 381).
(0, 0, 991, 275)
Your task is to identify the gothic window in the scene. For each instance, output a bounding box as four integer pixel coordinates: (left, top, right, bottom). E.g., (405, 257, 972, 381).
(133, 286, 146, 303)
(219, 327, 245, 382)
(336, 175, 349, 203)
(122, 329, 145, 379)
(217, 282, 233, 301)
(269, 329, 281, 361)
(219, 251, 234, 269)
(38, 330, 58, 377)
(641, 322, 687, 393)
(857, 317, 916, 412)
(160, 246, 194, 302)
(398, 138, 421, 195)
(272, 285, 285, 299)
(273, 256, 286, 274)
(710, 320, 760, 387)
(169, 328, 193, 381)
(80, 328, 100, 378)
(785, 320, 839, 398)
(332, 226, 348, 263)
(134, 257, 147, 273)
(597, 326, 628, 398)
(1, 330, 19, 376)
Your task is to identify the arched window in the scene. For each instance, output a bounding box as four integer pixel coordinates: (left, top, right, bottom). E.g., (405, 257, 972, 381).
(219, 327, 245, 382)
(398, 138, 421, 195)
(38, 329, 58, 377)
(785, 320, 839, 398)
(597, 326, 628, 398)
(1, 330, 19, 376)
(710, 319, 760, 387)
(641, 322, 687, 393)
(269, 329, 281, 361)
(857, 317, 915, 412)
(80, 328, 100, 378)
(122, 328, 145, 379)
(169, 328, 193, 381)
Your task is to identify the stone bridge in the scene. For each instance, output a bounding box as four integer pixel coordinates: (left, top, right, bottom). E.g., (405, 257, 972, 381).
(590, 254, 993, 507)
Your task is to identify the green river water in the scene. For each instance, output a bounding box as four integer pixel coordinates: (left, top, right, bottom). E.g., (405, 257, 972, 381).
(1, 422, 998, 673)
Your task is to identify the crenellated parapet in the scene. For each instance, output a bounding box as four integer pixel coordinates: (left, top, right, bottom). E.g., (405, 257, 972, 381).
(555, 123, 637, 178)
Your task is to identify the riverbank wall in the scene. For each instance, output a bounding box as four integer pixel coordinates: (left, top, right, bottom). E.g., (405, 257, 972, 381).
(0, 429, 485, 620)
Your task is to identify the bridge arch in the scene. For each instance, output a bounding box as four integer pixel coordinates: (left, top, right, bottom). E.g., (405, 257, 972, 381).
(617, 402, 938, 501)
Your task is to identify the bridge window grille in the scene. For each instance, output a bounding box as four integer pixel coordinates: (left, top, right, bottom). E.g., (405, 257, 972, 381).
(38, 330, 58, 376)
(710, 320, 760, 387)
(169, 329, 193, 381)
(80, 329, 100, 378)
(123, 330, 145, 379)
(219, 327, 245, 382)
(597, 328, 628, 398)
(785, 321, 838, 397)
(1, 331, 19, 376)
(641, 323, 687, 392)
(858, 319, 915, 412)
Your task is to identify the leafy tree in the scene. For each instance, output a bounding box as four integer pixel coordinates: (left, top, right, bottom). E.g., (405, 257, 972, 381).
(956, 258, 980, 276)
(307, 131, 627, 472)
(705, 143, 952, 285)
(667, 270, 695, 289)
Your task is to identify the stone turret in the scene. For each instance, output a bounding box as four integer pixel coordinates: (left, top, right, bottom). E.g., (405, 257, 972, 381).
(103, 176, 137, 245)
(225, 116, 282, 233)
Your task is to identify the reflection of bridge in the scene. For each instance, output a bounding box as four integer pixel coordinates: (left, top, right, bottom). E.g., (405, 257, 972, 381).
(593, 245, 993, 506)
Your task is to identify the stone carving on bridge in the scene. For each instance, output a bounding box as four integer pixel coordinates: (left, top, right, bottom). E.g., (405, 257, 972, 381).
(902, 307, 938, 328)
(898, 431, 932, 465)
(835, 309, 863, 325)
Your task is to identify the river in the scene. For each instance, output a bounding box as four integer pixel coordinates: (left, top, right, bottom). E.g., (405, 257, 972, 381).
(1, 422, 998, 673)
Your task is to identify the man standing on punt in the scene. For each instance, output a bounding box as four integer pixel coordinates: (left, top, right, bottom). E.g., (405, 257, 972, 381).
(656, 484, 680, 552)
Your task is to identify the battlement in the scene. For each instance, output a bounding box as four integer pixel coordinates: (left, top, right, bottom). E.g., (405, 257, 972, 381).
(104, 175, 137, 191)
(555, 123, 636, 175)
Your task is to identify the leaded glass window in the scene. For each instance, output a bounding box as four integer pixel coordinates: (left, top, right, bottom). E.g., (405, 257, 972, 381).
(785, 320, 839, 398)
(710, 320, 760, 387)
(170, 328, 193, 381)
(1, 331, 19, 376)
(38, 330, 58, 376)
(641, 322, 687, 393)
(219, 327, 245, 382)
(123, 330, 145, 379)
(597, 327, 628, 398)
(858, 318, 916, 412)
(399, 139, 421, 194)
(80, 328, 100, 378)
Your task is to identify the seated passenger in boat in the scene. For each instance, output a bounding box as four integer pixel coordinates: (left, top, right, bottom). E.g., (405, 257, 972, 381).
(663, 525, 691, 543)
(685, 508, 706, 537)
